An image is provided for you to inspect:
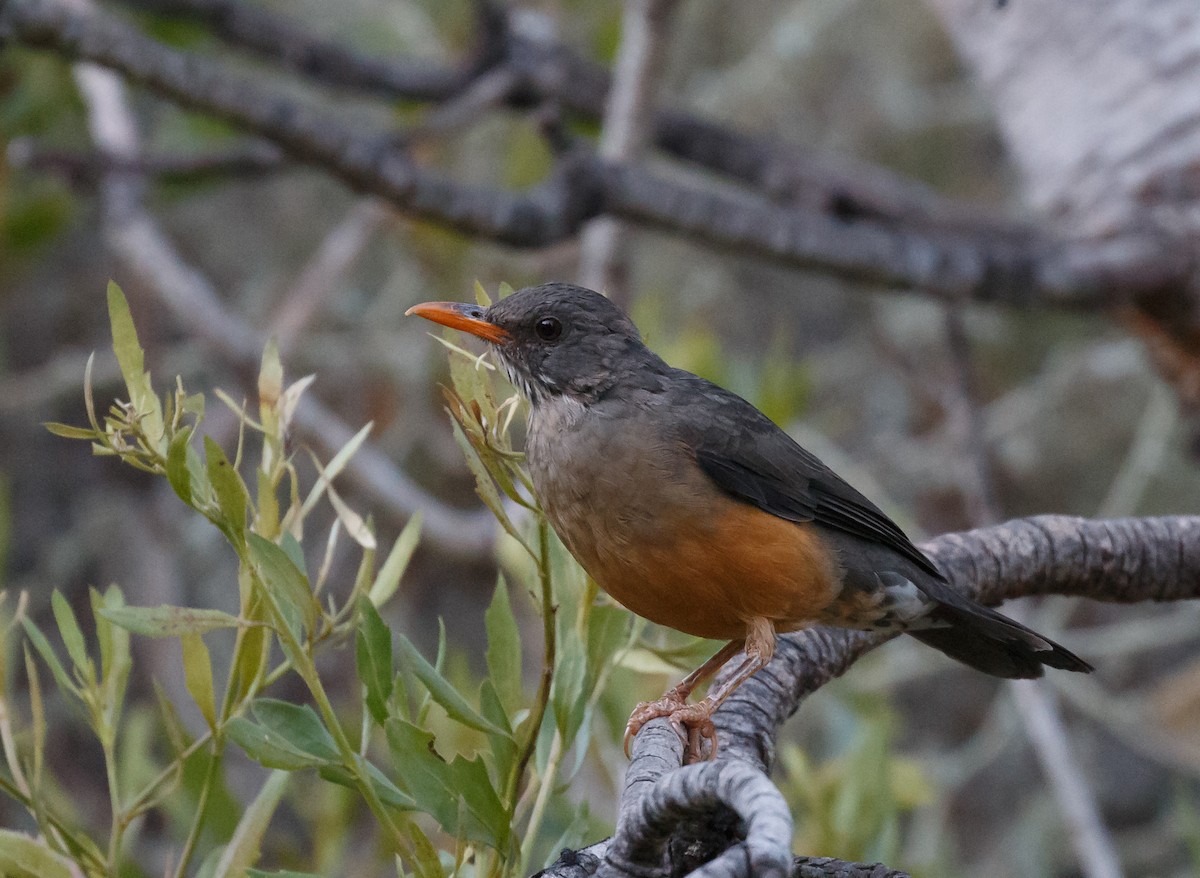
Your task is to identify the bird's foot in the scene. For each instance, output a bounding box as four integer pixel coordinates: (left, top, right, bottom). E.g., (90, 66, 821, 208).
(624, 695, 719, 763)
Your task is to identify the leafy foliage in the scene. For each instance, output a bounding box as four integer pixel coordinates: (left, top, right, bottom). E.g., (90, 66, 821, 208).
(3, 282, 632, 877)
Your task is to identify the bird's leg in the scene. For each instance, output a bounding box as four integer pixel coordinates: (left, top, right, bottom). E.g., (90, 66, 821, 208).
(623, 638, 745, 758)
(666, 619, 777, 762)
(624, 618, 778, 763)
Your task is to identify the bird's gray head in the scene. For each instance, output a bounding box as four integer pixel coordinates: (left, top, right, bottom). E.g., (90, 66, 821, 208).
(407, 283, 662, 405)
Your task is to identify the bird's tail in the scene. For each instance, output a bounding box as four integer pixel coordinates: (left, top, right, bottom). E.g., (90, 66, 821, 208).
(907, 578, 1092, 679)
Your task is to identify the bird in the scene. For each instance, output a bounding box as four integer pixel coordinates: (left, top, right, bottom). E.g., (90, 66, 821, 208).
(407, 282, 1092, 761)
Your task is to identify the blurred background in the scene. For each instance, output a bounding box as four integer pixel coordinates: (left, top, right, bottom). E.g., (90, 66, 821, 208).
(2, 0, 1200, 875)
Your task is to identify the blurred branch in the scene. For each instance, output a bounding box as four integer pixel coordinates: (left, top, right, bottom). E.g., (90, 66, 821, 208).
(3, 0, 1190, 310)
(940, 311, 1122, 878)
(113, 0, 474, 100)
(1096, 381, 1178, 517)
(267, 199, 391, 352)
(576, 0, 679, 301)
(68, 57, 498, 561)
(105, 0, 989, 229)
(6, 137, 284, 185)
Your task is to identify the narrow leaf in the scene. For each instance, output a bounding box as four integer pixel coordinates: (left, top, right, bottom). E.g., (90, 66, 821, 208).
(166, 428, 194, 505)
(212, 770, 289, 878)
(226, 717, 332, 771)
(181, 633, 217, 730)
(252, 699, 340, 762)
(246, 534, 317, 635)
(368, 513, 421, 607)
(99, 605, 241, 638)
(299, 422, 373, 519)
(107, 281, 163, 447)
(205, 436, 249, 540)
(0, 829, 72, 878)
(484, 577, 522, 715)
(43, 422, 98, 440)
(20, 619, 77, 698)
(317, 761, 416, 811)
(356, 598, 393, 725)
(395, 635, 509, 738)
(50, 591, 91, 680)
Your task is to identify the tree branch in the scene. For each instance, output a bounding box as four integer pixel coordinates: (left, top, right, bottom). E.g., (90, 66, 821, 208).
(707, 514, 1200, 772)
(3, 0, 1188, 309)
(577, 0, 680, 300)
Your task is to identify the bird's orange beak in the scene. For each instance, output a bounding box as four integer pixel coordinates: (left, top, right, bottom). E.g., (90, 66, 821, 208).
(405, 301, 510, 344)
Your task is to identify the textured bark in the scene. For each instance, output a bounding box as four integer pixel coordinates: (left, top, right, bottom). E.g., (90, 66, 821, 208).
(711, 515, 1200, 772)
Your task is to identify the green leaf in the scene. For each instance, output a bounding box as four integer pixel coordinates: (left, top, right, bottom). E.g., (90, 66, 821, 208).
(356, 598, 393, 725)
(386, 719, 509, 848)
(182, 633, 217, 730)
(43, 422, 98, 440)
(246, 533, 317, 635)
(107, 280, 164, 448)
(253, 699, 340, 762)
(167, 428, 194, 505)
(92, 586, 131, 726)
(484, 576, 522, 715)
(232, 592, 269, 702)
(212, 770, 289, 878)
(20, 618, 78, 698)
(50, 591, 91, 680)
(23, 649, 45, 792)
(99, 605, 242, 638)
(551, 635, 587, 739)
(226, 717, 324, 770)
(299, 421, 373, 520)
(478, 679, 516, 784)
(317, 761, 416, 811)
(0, 829, 72, 878)
(449, 419, 520, 542)
(205, 436, 249, 540)
(395, 634, 510, 738)
(368, 512, 422, 607)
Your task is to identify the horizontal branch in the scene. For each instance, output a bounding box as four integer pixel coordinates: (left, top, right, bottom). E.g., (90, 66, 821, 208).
(114, 0, 475, 100)
(703, 514, 1200, 771)
(107, 0, 987, 228)
(3, 0, 1189, 308)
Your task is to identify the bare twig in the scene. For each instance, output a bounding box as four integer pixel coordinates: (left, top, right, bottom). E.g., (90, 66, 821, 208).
(577, 0, 679, 301)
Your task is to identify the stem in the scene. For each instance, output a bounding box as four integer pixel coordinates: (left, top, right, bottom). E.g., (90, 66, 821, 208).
(519, 728, 565, 875)
(173, 742, 223, 878)
(505, 518, 557, 807)
(101, 732, 123, 871)
(260, 580, 414, 862)
(0, 773, 107, 875)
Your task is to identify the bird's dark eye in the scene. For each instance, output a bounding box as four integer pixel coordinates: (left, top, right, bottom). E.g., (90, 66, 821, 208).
(534, 316, 563, 341)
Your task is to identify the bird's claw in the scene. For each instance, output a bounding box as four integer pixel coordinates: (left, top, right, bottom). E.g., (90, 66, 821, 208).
(624, 696, 718, 763)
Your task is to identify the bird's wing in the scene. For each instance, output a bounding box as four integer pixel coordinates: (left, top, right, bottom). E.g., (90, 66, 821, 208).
(667, 373, 944, 580)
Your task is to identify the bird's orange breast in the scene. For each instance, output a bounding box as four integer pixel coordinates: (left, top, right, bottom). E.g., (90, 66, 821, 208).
(563, 497, 844, 640)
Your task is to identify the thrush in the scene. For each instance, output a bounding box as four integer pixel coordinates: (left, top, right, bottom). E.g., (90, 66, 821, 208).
(408, 283, 1091, 761)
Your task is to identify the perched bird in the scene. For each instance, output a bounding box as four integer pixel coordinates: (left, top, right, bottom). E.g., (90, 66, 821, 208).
(408, 283, 1091, 760)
